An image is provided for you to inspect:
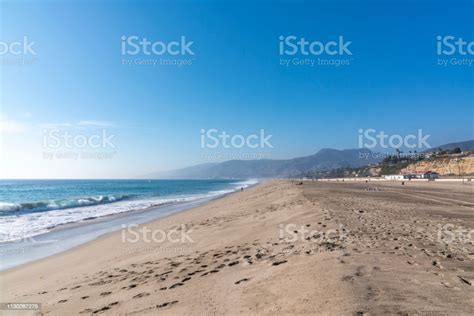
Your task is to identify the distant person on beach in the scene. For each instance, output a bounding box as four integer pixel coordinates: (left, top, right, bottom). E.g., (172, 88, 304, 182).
(241, 187, 243, 192)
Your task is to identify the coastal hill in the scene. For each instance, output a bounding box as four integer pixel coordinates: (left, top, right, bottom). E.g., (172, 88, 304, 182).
(396, 139, 474, 176)
(303, 140, 474, 178)
(400, 155, 473, 176)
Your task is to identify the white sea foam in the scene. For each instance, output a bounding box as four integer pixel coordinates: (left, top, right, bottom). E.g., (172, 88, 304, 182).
(0, 180, 258, 243)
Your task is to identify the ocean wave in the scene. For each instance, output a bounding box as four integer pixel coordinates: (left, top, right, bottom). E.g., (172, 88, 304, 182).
(0, 195, 130, 215)
(0, 180, 259, 243)
(0, 196, 203, 242)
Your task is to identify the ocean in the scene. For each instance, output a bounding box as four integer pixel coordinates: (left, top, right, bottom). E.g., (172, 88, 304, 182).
(0, 179, 256, 243)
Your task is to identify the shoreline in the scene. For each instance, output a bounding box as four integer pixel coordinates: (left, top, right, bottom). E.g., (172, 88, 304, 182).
(2, 180, 473, 315)
(0, 181, 257, 272)
(0, 197, 211, 272)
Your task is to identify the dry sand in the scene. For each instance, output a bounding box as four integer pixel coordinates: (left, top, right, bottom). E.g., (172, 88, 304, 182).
(1, 180, 474, 315)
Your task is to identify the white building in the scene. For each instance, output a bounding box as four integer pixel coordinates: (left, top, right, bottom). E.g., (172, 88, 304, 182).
(384, 172, 439, 180)
(384, 174, 406, 180)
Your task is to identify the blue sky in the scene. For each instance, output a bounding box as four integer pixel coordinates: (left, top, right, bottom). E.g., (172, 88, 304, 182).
(0, 0, 473, 178)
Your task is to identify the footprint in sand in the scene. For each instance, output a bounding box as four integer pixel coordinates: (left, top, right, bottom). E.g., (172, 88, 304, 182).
(157, 300, 178, 309)
(272, 259, 288, 266)
(79, 308, 93, 314)
(458, 276, 473, 286)
(133, 292, 150, 298)
(169, 282, 184, 289)
(235, 278, 250, 284)
(92, 302, 119, 314)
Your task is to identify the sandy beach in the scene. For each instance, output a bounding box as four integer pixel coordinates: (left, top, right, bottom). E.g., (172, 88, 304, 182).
(1, 180, 474, 315)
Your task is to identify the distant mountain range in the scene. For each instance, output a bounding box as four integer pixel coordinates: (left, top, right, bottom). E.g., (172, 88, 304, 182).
(422, 139, 474, 153)
(142, 140, 474, 179)
(143, 148, 380, 179)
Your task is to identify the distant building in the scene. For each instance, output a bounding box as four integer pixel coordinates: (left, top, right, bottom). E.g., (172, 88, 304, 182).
(408, 171, 439, 179)
(384, 171, 439, 180)
(384, 174, 406, 180)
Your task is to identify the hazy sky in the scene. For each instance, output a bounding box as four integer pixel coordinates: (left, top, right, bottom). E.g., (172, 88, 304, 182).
(1, 0, 473, 179)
